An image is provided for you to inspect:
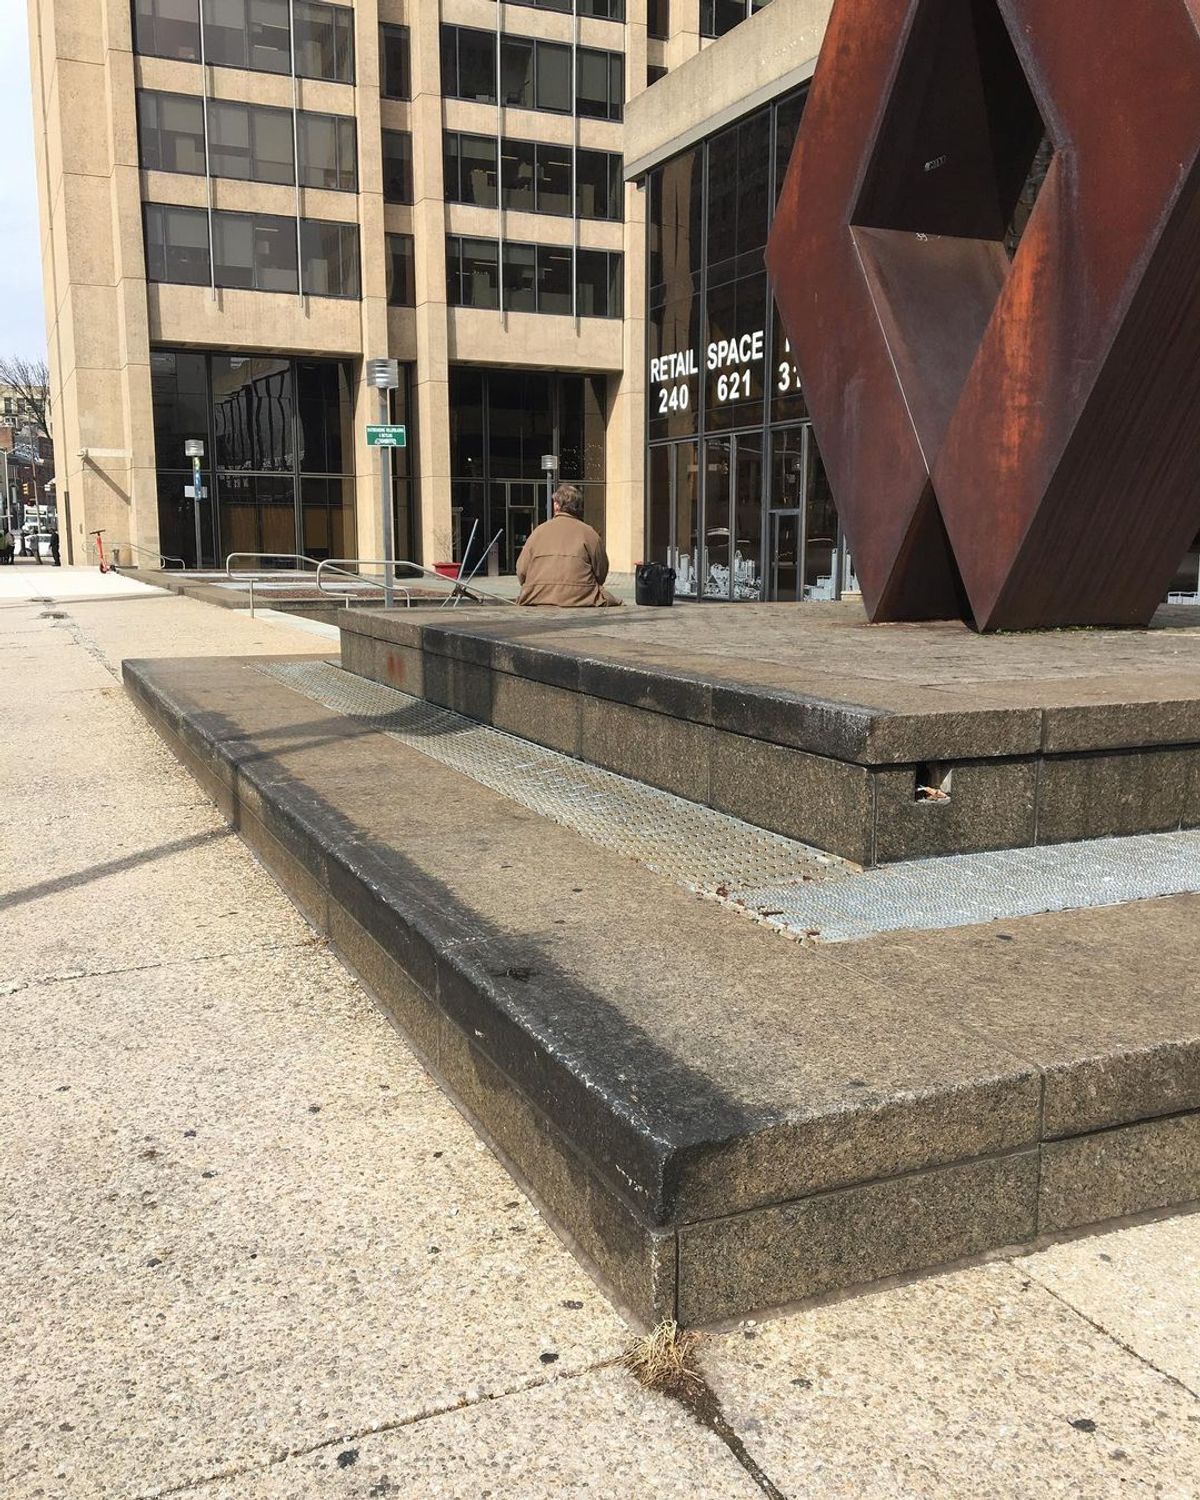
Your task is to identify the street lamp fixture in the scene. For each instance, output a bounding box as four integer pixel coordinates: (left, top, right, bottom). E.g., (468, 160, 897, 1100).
(367, 359, 401, 606)
(541, 453, 558, 523)
(185, 439, 205, 567)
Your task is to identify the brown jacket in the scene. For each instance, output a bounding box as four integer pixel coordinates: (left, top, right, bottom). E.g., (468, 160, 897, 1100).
(515, 513, 621, 607)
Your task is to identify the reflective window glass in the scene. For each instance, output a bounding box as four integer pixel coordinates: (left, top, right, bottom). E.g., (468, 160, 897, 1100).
(298, 113, 356, 191)
(380, 24, 411, 100)
(386, 233, 415, 307)
(150, 349, 209, 469)
(444, 133, 498, 207)
(442, 27, 498, 103)
(503, 242, 537, 313)
(576, 149, 621, 221)
(536, 42, 572, 112)
(300, 220, 359, 297)
(134, 0, 201, 62)
(294, 1, 354, 82)
(537, 245, 573, 315)
(536, 144, 572, 215)
(144, 203, 211, 285)
(137, 91, 206, 175)
(382, 130, 412, 203)
(500, 37, 535, 108)
(501, 139, 536, 212)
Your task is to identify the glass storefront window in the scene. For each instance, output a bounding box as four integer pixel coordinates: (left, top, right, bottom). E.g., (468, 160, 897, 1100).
(449, 367, 606, 572)
(645, 84, 859, 603)
(151, 349, 366, 570)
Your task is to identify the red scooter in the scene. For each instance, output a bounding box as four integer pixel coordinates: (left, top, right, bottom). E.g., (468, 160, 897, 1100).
(90, 528, 116, 574)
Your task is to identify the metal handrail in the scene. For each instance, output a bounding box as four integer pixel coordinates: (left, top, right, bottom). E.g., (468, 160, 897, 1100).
(225, 552, 322, 579)
(315, 560, 412, 608)
(315, 558, 512, 608)
(124, 540, 187, 570)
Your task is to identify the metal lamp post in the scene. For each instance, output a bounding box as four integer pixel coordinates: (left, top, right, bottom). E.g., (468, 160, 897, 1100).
(184, 438, 205, 568)
(541, 453, 558, 524)
(366, 358, 401, 608)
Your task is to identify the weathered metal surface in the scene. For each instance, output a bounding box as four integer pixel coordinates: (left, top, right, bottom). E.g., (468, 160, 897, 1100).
(767, 0, 1200, 630)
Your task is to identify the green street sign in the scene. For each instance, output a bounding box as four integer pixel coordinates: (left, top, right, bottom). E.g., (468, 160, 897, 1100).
(366, 424, 407, 448)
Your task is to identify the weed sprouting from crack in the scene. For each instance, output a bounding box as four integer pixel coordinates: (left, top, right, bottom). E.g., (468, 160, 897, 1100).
(621, 1322, 786, 1500)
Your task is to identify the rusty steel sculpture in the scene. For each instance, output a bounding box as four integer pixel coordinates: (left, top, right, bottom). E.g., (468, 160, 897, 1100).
(766, 0, 1200, 630)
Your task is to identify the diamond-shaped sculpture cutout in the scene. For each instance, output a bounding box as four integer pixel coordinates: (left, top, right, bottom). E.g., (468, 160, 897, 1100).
(767, 0, 1200, 630)
(850, 0, 1054, 465)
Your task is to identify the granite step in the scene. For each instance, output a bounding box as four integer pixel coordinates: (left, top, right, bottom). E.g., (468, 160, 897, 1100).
(124, 653, 1200, 1326)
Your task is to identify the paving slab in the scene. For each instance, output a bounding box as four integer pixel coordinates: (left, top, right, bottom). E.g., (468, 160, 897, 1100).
(1022, 1213, 1200, 1396)
(186, 1367, 761, 1500)
(0, 949, 628, 1500)
(700, 1260, 1200, 1499)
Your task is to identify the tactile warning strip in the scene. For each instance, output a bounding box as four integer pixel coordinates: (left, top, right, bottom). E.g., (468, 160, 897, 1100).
(260, 660, 1200, 943)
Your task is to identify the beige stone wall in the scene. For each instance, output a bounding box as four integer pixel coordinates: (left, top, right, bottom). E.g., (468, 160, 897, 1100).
(31, 0, 802, 575)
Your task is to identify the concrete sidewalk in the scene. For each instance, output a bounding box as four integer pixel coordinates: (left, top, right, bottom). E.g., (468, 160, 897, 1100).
(2, 585, 1198, 1498)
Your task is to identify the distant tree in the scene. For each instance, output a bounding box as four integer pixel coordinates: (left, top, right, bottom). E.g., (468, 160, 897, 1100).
(0, 356, 52, 442)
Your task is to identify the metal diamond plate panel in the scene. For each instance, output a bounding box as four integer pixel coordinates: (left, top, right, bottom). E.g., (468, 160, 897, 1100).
(261, 660, 1200, 943)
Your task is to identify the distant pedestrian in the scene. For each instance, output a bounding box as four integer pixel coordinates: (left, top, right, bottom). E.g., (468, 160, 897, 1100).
(50, 527, 60, 566)
(0, 527, 12, 565)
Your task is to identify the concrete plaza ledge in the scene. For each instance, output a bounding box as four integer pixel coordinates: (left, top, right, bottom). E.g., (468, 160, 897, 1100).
(124, 652, 1200, 1326)
(337, 601, 1200, 866)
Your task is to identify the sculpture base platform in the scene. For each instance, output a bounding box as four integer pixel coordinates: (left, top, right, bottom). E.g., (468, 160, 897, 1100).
(338, 600, 1200, 867)
(124, 649, 1200, 1326)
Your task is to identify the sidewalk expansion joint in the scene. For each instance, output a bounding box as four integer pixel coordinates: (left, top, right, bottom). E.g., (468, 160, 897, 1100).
(261, 660, 1200, 942)
(134, 1356, 627, 1500)
(1019, 1269, 1200, 1402)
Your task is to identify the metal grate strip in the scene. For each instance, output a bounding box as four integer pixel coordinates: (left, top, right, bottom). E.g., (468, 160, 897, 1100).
(260, 661, 1200, 943)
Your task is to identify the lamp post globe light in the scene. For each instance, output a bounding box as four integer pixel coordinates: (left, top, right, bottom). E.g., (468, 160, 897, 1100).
(541, 452, 559, 524)
(367, 359, 401, 607)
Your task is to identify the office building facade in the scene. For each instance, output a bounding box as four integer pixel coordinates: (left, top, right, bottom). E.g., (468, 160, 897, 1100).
(30, 0, 784, 573)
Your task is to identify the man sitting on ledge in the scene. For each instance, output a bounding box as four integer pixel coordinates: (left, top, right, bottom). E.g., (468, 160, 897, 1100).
(516, 484, 621, 607)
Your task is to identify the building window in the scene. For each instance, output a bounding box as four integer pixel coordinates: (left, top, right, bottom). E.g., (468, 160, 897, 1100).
(700, 0, 771, 39)
(380, 23, 411, 100)
(386, 234, 415, 306)
(144, 202, 359, 297)
(133, 0, 201, 61)
(576, 248, 623, 318)
(648, 0, 670, 39)
(647, 64, 668, 87)
(213, 212, 297, 292)
(441, 26, 623, 118)
(297, 112, 357, 191)
(576, 47, 624, 121)
(444, 133, 499, 208)
(144, 203, 211, 285)
(447, 237, 622, 318)
(150, 349, 360, 568)
(138, 90, 355, 190)
(489, 0, 625, 15)
(293, 0, 354, 82)
(440, 25, 498, 104)
(299, 219, 360, 297)
(445, 132, 621, 221)
(381, 129, 413, 203)
(576, 148, 622, 220)
(449, 367, 605, 572)
(446, 236, 501, 310)
(206, 97, 293, 184)
(137, 90, 206, 174)
(133, 0, 354, 83)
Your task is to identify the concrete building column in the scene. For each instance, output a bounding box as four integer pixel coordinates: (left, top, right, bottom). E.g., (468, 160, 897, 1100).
(409, 8, 452, 568)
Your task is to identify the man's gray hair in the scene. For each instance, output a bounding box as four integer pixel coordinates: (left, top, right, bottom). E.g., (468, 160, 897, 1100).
(554, 483, 584, 519)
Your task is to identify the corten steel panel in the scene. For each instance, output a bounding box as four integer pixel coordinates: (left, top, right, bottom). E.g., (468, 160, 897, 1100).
(767, 0, 1200, 631)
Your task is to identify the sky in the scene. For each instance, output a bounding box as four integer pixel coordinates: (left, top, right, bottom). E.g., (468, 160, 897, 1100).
(1, 5, 47, 359)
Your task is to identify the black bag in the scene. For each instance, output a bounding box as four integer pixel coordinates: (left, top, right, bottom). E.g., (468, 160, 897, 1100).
(635, 562, 676, 607)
